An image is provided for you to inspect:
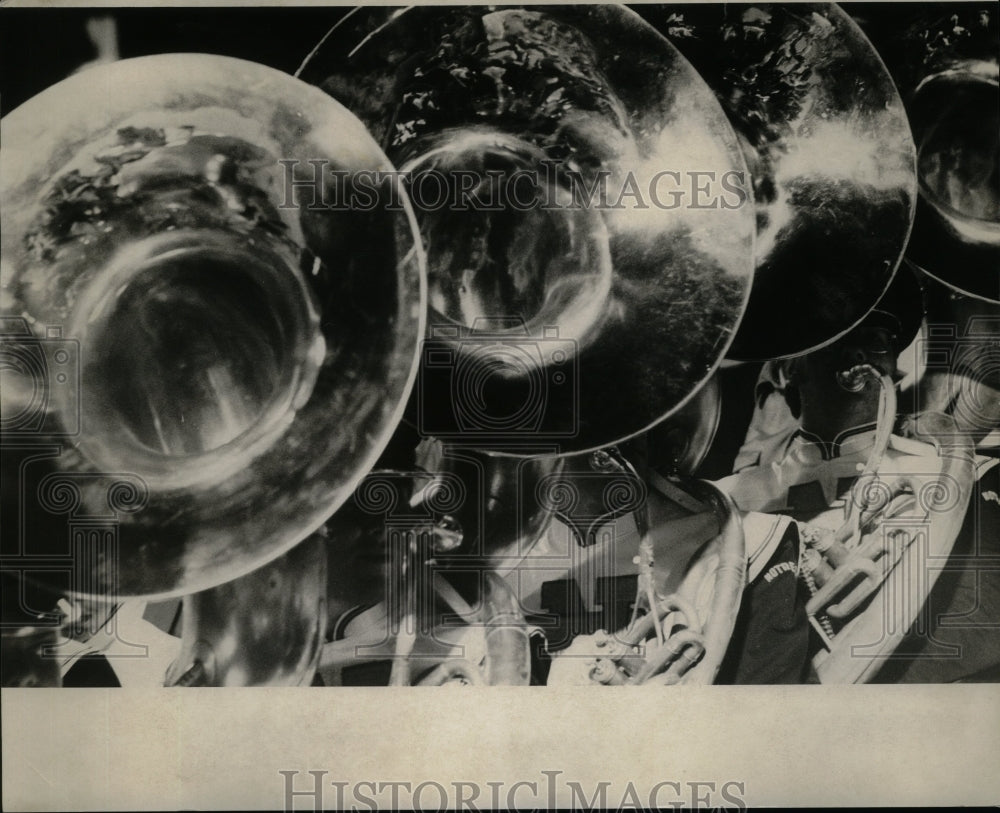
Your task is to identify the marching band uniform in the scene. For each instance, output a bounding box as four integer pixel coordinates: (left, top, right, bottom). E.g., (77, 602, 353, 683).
(717, 357, 1000, 683)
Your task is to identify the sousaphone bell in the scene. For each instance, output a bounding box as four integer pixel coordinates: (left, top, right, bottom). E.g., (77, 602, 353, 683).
(300, 4, 756, 684)
(636, 2, 919, 360)
(0, 54, 426, 684)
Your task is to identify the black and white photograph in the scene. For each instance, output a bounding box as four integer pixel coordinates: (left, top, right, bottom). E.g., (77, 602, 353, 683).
(1, 1, 998, 809)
